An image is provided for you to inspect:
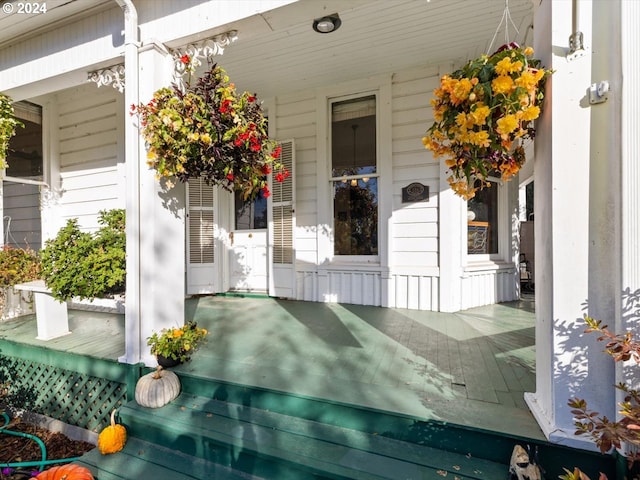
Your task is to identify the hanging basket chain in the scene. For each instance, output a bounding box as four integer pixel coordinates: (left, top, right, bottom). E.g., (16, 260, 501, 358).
(487, 0, 521, 55)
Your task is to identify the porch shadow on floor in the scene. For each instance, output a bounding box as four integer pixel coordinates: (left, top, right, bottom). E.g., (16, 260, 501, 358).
(0, 295, 542, 441)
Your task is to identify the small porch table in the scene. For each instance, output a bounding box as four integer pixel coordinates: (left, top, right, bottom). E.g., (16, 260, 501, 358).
(14, 280, 70, 340)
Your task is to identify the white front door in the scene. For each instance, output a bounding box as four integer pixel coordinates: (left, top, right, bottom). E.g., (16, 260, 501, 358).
(228, 191, 268, 292)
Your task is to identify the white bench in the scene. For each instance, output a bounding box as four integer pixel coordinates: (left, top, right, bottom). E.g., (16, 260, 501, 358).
(14, 280, 70, 340)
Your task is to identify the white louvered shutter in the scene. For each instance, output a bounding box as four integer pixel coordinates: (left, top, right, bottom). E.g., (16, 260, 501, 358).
(186, 177, 216, 294)
(269, 140, 296, 298)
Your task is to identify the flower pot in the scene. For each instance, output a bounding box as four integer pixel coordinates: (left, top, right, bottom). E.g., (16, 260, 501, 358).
(156, 354, 182, 368)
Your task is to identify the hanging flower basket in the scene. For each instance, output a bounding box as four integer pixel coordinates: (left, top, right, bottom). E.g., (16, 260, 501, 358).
(422, 43, 552, 199)
(132, 61, 288, 199)
(0, 93, 23, 170)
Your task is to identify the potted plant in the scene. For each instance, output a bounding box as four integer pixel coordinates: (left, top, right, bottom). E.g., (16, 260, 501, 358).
(0, 92, 23, 170)
(147, 321, 209, 367)
(422, 43, 552, 199)
(132, 60, 289, 199)
(0, 246, 41, 320)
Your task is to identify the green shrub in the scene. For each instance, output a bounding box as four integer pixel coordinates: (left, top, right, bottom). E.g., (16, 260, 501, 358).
(0, 246, 40, 287)
(41, 209, 125, 302)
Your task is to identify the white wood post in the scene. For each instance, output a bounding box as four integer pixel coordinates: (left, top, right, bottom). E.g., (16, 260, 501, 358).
(525, 0, 619, 450)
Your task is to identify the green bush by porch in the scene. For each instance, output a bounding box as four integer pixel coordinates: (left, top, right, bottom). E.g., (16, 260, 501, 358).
(40, 209, 125, 302)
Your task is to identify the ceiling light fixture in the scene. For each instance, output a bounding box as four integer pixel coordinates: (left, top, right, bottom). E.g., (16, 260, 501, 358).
(313, 13, 341, 34)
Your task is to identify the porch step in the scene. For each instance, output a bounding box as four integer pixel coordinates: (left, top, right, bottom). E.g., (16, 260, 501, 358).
(78, 436, 265, 480)
(118, 393, 509, 480)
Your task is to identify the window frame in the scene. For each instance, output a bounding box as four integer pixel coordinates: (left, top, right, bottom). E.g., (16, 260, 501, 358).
(465, 179, 510, 265)
(329, 92, 380, 261)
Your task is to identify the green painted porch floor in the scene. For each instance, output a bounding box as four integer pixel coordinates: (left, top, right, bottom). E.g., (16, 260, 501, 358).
(0, 295, 542, 441)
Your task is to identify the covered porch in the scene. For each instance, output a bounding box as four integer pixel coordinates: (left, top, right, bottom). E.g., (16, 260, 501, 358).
(1, 295, 538, 439)
(0, 295, 618, 477)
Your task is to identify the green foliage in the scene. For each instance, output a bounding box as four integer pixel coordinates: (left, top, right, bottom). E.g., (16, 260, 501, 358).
(132, 63, 287, 199)
(0, 93, 23, 169)
(147, 321, 209, 363)
(567, 314, 640, 479)
(40, 209, 125, 302)
(0, 349, 36, 415)
(0, 246, 41, 287)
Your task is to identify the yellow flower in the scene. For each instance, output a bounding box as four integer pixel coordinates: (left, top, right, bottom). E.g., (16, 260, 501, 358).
(172, 329, 184, 338)
(496, 115, 518, 136)
(455, 112, 467, 128)
(521, 105, 541, 121)
(451, 78, 473, 105)
(523, 46, 534, 56)
(495, 58, 513, 76)
(515, 70, 537, 91)
(469, 104, 490, 125)
(492, 75, 514, 95)
(434, 104, 447, 122)
(469, 130, 491, 147)
(445, 158, 457, 168)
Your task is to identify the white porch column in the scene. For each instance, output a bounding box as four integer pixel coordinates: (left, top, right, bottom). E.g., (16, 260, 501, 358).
(525, 0, 619, 449)
(438, 140, 464, 312)
(618, 0, 640, 430)
(122, 41, 185, 366)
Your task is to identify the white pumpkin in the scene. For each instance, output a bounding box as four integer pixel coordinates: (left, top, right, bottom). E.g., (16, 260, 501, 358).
(135, 366, 181, 408)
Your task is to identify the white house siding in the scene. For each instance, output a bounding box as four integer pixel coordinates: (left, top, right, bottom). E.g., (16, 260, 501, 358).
(2, 183, 40, 249)
(0, 6, 123, 97)
(56, 84, 124, 232)
(389, 65, 441, 310)
(273, 62, 518, 311)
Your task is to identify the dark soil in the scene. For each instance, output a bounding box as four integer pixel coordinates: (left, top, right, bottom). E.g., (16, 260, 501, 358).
(0, 418, 95, 479)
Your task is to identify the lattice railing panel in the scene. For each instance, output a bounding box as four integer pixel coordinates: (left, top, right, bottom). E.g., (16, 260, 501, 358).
(10, 358, 127, 432)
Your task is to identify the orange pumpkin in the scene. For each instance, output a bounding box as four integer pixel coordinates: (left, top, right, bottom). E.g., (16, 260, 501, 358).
(35, 463, 94, 480)
(97, 409, 127, 455)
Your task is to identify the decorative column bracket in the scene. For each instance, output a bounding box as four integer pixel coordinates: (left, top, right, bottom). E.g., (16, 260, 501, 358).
(88, 64, 126, 92)
(171, 30, 238, 91)
(87, 30, 238, 94)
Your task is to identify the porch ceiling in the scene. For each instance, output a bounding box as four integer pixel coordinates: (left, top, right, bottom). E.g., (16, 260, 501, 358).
(201, 0, 537, 98)
(0, 0, 536, 99)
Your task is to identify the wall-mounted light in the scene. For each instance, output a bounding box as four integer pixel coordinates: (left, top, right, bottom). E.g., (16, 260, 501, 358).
(313, 13, 341, 34)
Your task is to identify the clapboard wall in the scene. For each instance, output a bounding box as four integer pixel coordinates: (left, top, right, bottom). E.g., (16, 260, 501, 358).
(56, 84, 125, 232)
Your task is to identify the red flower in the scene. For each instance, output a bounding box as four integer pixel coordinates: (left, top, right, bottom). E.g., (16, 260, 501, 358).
(262, 164, 272, 174)
(248, 122, 256, 131)
(271, 146, 282, 159)
(220, 99, 232, 114)
(284, 169, 290, 178)
(261, 185, 270, 198)
(275, 172, 284, 183)
(247, 95, 256, 103)
(180, 54, 190, 65)
(226, 172, 234, 181)
(234, 138, 243, 147)
(250, 140, 261, 152)
(130, 104, 136, 112)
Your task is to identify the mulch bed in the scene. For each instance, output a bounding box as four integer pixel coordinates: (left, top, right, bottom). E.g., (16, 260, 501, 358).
(0, 418, 95, 479)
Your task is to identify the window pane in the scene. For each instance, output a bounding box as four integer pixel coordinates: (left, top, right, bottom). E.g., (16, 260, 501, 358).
(331, 96, 376, 178)
(467, 187, 498, 254)
(235, 190, 267, 230)
(333, 178, 378, 255)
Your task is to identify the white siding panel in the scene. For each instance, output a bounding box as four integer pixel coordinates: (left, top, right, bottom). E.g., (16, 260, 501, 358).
(57, 85, 123, 231)
(460, 269, 518, 310)
(0, 7, 123, 92)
